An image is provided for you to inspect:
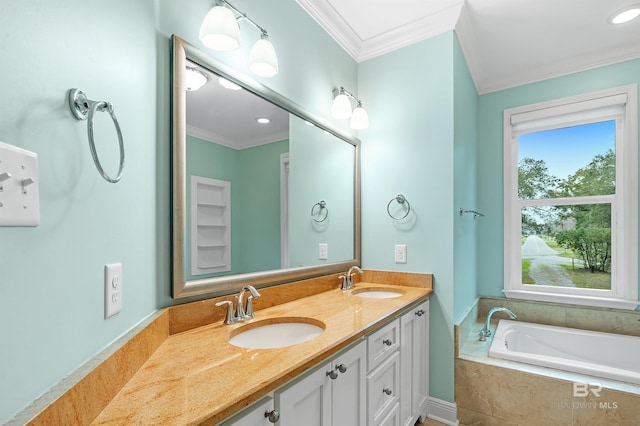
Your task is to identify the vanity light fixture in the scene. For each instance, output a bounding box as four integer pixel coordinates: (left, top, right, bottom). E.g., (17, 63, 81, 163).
(185, 67, 208, 91)
(609, 4, 640, 24)
(331, 87, 369, 129)
(199, 0, 279, 77)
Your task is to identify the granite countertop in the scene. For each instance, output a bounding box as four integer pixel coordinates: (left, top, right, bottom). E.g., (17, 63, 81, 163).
(90, 282, 432, 425)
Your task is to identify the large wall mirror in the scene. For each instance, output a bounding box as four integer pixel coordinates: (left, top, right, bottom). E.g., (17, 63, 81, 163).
(171, 35, 361, 299)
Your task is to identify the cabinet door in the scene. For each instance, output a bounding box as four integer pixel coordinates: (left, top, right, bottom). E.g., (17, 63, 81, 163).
(331, 341, 366, 426)
(367, 351, 400, 424)
(400, 301, 429, 426)
(220, 397, 274, 426)
(276, 363, 331, 426)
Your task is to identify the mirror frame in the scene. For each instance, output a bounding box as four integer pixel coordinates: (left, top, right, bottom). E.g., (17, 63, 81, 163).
(171, 35, 361, 299)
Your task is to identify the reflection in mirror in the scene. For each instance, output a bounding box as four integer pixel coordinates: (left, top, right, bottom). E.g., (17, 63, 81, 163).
(172, 35, 360, 299)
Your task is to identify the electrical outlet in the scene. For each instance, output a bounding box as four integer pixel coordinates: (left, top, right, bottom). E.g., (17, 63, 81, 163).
(105, 263, 122, 318)
(394, 244, 407, 264)
(319, 243, 328, 260)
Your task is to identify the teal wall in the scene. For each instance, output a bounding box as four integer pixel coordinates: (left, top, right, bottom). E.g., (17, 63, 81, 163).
(453, 37, 479, 323)
(186, 136, 287, 280)
(288, 116, 355, 267)
(476, 58, 640, 299)
(359, 32, 457, 403)
(0, 0, 357, 422)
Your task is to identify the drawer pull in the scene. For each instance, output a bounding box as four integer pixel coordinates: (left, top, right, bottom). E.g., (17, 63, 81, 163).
(383, 339, 393, 346)
(326, 370, 339, 380)
(336, 364, 348, 373)
(382, 387, 393, 396)
(264, 409, 280, 423)
(415, 309, 425, 317)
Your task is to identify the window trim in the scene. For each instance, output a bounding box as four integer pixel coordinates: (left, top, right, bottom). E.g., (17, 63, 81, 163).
(503, 84, 638, 310)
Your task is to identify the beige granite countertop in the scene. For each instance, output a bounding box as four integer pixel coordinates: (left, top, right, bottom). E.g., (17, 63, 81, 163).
(89, 282, 432, 425)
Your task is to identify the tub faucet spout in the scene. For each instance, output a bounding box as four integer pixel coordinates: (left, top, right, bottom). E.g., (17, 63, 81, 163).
(479, 307, 517, 341)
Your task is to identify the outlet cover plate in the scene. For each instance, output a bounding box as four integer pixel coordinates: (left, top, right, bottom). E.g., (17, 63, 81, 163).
(105, 263, 122, 318)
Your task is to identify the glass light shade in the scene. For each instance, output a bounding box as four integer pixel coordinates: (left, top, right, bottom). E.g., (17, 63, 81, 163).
(331, 94, 352, 119)
(350, 105, 369, 130)
(185, 67, 208, 91)
(248, 38, 279, 77)
(199, 6, 240, 51)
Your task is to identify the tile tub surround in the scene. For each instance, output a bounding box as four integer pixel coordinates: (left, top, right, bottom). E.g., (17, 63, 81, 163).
(477, 296, 640, 337)
(455, 297, 640, 425)
(16, 271, 432, 425)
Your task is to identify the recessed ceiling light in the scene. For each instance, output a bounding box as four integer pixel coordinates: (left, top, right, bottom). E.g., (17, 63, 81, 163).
(609, 4, 640, 24)
(218, 77, 241, 90)
(185, 67, 208, 91)
(257, 117, 270, 124)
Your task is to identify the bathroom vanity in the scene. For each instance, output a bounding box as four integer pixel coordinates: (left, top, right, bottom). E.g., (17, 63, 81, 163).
(85, 278, 431, 425)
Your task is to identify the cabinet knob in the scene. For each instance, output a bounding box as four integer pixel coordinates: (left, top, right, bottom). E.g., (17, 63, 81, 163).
(415, 309, 425, 317)
(264, 409, 280, 423)
(383, 387, 393, 396)
(326, 370, 339, 380)
(383, 339, 393, 346)
(335, 364, 347, 373)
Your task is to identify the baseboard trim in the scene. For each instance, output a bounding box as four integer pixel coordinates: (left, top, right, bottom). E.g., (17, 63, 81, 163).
(427, 396, 459, 426)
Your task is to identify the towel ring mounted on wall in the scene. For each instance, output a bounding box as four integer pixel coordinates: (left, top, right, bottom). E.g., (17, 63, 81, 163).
(311, 200, 329, 223)
(68, 88, 125, 183)
(387, 194, 411, 220)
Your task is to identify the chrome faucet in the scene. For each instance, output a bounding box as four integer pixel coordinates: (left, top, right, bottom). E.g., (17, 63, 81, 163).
(339, 266, 363, 290)
(479, 307, 517, 341)
(215, 285, 261, 325)
(236, 285, 261, 320)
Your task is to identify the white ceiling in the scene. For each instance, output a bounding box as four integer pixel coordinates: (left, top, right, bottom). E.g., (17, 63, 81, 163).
(296, 0, 640, 94)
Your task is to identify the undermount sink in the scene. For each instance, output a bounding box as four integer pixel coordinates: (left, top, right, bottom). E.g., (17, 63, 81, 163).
(229, 317, 325, 349)
(351, 287, 405, 299)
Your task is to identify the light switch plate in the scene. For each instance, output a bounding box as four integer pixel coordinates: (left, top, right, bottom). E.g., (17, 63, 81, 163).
(318, 243, 328, 260)
(394, 244, 407, 264)
(105, 263, 123, 318)
(0, 141, 40, 226)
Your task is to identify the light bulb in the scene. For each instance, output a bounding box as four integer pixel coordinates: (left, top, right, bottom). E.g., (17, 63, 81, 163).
(199, 6, 241, 51)
(248, 36, 279, 77)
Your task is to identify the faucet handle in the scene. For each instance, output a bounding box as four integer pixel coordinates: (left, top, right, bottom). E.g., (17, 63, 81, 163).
(245, 295, 256, 319)
(338, 275, 349, 290)
(235, 295, 247, 320)
(215, 301, 238, 324)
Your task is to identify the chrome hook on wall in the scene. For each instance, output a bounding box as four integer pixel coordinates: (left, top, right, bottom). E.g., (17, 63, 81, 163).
(68, 88, 125, 183)
(311, 200, 329, 223)
(387, 194, 411, 220)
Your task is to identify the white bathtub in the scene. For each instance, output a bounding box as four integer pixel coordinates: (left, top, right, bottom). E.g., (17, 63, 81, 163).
(488, 320, 640, 385)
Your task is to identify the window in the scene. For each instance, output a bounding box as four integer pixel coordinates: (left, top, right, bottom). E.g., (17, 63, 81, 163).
(503, 85, 638, 309)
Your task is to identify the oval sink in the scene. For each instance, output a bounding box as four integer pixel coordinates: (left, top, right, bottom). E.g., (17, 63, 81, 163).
(351, 287, 405, 299)
(229, 317, 325, 349)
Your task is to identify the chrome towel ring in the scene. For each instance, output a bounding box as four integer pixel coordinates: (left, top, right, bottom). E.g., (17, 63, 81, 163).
(311, 200, 329, 223)
(387, 194, 411, 220)
(68, 88, 125, 183)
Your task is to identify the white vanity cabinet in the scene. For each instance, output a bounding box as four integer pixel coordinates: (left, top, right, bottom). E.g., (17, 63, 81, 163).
(222, 298, 430, 426)
(366, 319, 401, 425)
(399, 301, 429, 426)
(219, 397, 276, 426)
(275, 340, 367, 426)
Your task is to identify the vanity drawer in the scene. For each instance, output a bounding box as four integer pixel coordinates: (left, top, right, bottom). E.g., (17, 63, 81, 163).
(377, 402, 400, 426)
(367, 318, 399, 370)
(367, 351, 400, 425)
